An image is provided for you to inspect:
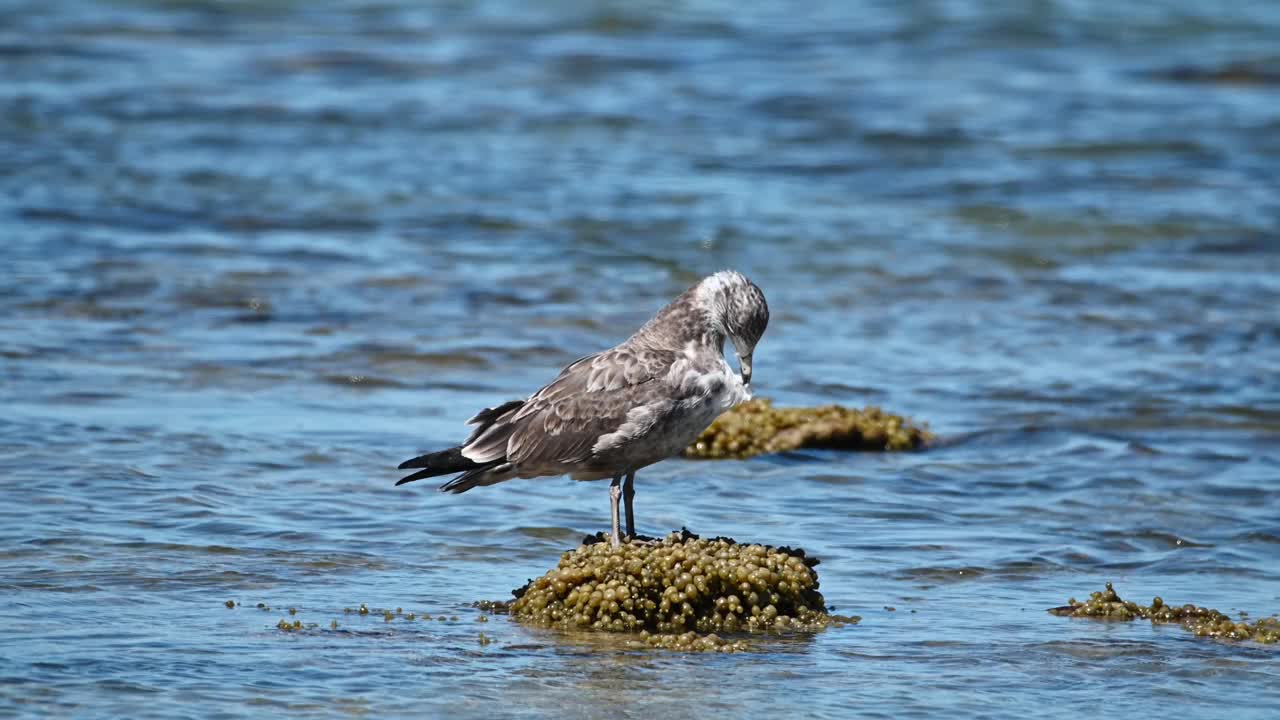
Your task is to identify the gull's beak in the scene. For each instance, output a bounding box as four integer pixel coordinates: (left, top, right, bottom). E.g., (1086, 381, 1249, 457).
(738, 353, 753, 386)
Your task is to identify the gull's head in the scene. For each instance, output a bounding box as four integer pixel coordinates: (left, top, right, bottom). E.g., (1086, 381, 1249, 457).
(694, 270, 769, 385)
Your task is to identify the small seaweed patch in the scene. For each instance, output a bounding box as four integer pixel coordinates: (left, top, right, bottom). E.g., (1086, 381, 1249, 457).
(497, 529, 859, 652)
(1050, 582, 1280, 644)
(234, 600, 468, 637)
(684, 398, 932, 459)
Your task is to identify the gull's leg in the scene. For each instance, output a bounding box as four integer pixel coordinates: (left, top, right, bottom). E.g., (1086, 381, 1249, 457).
(609, 475, 622, 549)
(622, 471, 636, 538)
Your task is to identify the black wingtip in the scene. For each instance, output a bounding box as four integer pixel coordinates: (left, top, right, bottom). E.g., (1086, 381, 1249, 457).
(396, 467, 438, 486)
(395, 447, 486, 487)
(397, 454, 428, 470)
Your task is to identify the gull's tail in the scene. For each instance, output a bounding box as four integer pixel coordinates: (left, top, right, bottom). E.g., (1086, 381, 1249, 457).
(396, 447, 498, 487)
(397, 398, 524, 492)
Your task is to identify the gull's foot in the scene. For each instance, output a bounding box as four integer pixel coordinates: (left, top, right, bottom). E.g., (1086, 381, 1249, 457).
(581, 531, 660, 548)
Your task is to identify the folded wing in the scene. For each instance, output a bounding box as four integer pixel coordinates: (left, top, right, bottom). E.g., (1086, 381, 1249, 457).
(460, 346, 676, 475)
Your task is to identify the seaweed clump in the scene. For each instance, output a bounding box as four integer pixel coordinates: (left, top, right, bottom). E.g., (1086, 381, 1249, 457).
(1050, 582, 1280, 644)
(506, 529, 858, 652)
(684, 398, 932, 459)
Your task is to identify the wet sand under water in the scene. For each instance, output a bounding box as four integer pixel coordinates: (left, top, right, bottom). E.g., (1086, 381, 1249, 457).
(3, 0, 1280, 718)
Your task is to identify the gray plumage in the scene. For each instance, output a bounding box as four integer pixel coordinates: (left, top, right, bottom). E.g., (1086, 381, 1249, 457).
(396, 270, 769, 545)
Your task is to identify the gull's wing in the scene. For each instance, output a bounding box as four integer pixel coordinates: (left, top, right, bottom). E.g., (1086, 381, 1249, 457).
(460, 346, 677, 470)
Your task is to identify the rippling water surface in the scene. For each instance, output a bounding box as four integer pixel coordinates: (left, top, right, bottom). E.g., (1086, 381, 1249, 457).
(3, 1, 1279, 717)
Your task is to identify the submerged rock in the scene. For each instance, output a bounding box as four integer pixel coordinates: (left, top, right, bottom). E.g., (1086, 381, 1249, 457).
(684, 398, 932, 459)
(1148, 62, 1280, 87)
(500, 529, 858, 652)
(1050, 582, 1280, 644)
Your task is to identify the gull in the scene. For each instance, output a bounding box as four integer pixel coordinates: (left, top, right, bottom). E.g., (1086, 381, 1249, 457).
(395, 270, 770, 547)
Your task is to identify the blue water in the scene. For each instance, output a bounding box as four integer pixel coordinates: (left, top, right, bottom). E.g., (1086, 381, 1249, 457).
(2, 1, 1279, 717)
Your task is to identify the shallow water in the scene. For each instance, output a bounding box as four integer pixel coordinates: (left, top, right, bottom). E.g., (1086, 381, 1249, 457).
(2, 1, 1279, 717)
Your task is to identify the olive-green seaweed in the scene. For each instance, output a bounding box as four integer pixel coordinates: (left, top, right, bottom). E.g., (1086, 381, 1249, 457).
(500, 530, 858, 652)
(1050, 582, 1280, 644)
(684, 398, 932, 459)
